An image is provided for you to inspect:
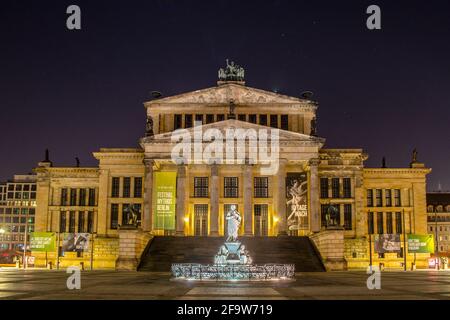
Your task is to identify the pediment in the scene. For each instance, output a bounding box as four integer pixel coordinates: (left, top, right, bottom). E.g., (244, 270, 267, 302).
(145, 83, 312, 106)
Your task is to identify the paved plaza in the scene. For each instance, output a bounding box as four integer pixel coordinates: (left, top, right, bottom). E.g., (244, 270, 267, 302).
(1, 269, 450, 300)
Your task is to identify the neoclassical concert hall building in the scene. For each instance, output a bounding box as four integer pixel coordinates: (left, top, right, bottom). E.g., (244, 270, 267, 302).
(32, 62, 432, 270)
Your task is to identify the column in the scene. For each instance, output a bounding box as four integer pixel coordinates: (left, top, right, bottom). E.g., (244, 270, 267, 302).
(243, 165, 253, 236)
(309, 158, 320, 232)
(277, 159, 288, 236)
(210, 164, 219, 236)
(176, 165, 186, 236)
(142, 159, 154, 232)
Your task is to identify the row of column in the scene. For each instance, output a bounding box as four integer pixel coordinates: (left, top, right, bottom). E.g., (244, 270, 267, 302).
(142, 159, 320, 235)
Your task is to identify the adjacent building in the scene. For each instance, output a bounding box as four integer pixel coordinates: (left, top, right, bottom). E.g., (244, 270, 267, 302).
(427, 192, 450, 254)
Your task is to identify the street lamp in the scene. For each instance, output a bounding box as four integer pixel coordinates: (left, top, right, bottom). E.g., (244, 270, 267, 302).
(0, 228, 5, 234)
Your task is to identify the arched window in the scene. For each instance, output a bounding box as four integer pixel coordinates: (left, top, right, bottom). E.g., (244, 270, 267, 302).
(437, 205, 444, 213)
(428, 205, 434, 213)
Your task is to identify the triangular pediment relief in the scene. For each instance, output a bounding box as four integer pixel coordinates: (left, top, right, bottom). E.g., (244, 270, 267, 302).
(145, 83, 312, 106)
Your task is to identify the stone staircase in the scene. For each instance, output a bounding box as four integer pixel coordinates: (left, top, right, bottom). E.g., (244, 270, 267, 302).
(138, 236, 325, 272)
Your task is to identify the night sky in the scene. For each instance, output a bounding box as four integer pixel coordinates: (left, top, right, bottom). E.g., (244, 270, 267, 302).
(0, 0, 449, 191)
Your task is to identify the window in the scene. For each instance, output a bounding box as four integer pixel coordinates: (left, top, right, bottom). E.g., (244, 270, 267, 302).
(224, 177, 238, 198)
(123, 177, 131, 198)
(281, 115, 289, 130)
(343, 178, 351, 198)
(386, 212, 393, 234)
(195, 114, 203, 124)
(254, 204, 268, 236)
(61, 188, 68, 206)
(88, 188, 96, 206)
(249, 114, 257, 124)
(394, 189, 401, 207)
(111, 177, 120, 198)
(367, 189, 373, 207)
(254, 177, 269, 198)
(87, 211, 94, 233)
(134, 177, 143, 198)
(320, 178, 329, 198)
(368, 212, 374, 234)
(206, 114, 214, 124)
(16, 185, 22, 191)
(78, 189, 86, 206)
(174, 114, 182, 130)
(238, 114, 246, 121)
(69, 211, 76, 233)
(110, 204, 119, 229)
(216, 114, 225, 122)
(270, 115, 278, 128)
(385, 189, 392, 207)
(321, 205, 328, 227)
(31, 185, 36, 191)
(259, 115, 267, 126)
(344, 204, 352, 230)
(78, 211, 85, 233)
(194, 177, 209, 198)
(70, 189, 77, 206)
(331, 178, 340, 198)
(185, 114, 193, 128)
(122, 204, 130, 225)
(375, 189, 382, 207)
(377, 212, 384, 234)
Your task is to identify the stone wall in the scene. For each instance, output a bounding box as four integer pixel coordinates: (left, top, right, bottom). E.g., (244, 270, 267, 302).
(116, 229, 153, 271)
(309, 229, 347, 271)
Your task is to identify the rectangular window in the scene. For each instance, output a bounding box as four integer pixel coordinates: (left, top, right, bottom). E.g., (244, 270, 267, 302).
(343, 178, 351, 198)
(122, 204, 130, 226)
(194, 204, 208, 236)
(254, 204, 268, 236)
(123, 177, 131, 198)
(224, 177, 238, 198)
(88, 188, 96, 206)
(249, 114, 257, 124)
(270, 115, 278, 128)
(110, 204, 119, 229)
(344, 204, 352, 230)
(61, 188, 68, 206)
(321, 205, 328, 227)
(87, 211, 94, 233)
(368, 212, 374, 234)
(111, 177, 120, 198)
(385, 189, 392, 207)
(375, 189, 382, 207)
(134, 177, 143, 198)
(331, 178, 340, 198)
(174, 114, 182, 130)
(367, 189, 373, 207)
(78, 189, 86, 206)
(394, 189, 401, 207)
(254, 177, 269, 198)
(216, 114, 225, 122)
(194, 177, 209, 198)
(69, 211, 76, 233)
(195, 114, 203, 124)
(185, 114, 193, 128)
(259, 114, 268, 126)
(78, 211, 85, 233)
(206, 114, 214, 124)
(320, 178, 329, 198)
(377, 212, 384, 234)
(386, 212, 393, 234)
(238, 114, 246, 122)
(281, 115, 289, 130)
(70, 189, 77, 206)
(395, 212, 402, 234)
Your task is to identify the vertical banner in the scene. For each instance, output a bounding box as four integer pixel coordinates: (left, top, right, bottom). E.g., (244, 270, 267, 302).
(30, 232, 55, 252)
(374, 234, 401, 253)
(408, 234, 435, 253)
(286, 172, 308, 230)
(153, 172, 177, 230)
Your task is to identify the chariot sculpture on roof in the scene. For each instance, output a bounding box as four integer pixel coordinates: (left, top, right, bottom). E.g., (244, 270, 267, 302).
(218, 59, 245, 82)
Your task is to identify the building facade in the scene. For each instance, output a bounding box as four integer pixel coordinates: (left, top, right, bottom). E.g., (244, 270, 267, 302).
(427, 193, 450, 254)
(0, 175, 37, 250)
(31, 63, 432, 270)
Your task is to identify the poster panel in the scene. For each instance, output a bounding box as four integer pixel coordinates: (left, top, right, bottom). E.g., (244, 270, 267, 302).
(408, 234, 435, 253)
(374, 234, 401, 253)
(153, 172, 177, 230)
(286, 172, 308, 231)
(62, 233, 90, 252)
(30, 232, 55, 251)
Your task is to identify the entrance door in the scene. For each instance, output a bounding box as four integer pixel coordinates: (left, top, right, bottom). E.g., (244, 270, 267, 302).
(254, 204, 268, 236)
(194, 204, 208, 236)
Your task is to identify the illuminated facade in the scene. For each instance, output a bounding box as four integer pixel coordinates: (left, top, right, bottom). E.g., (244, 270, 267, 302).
(31, 64, 432, 270)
